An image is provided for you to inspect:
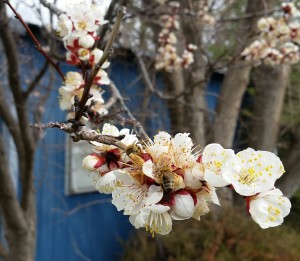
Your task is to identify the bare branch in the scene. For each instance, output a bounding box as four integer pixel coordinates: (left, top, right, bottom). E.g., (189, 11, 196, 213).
(135, 54, 186, 100)
(40, 0, 64, 16)
(0, 88, 27, 186)
(24, 60, 49, 99)
(52, 199, 110, 216)
(0, 136, 26, 236)
(98, 0, 119, 48)
(0, 4, 37, 211)
(4, 1, 65, 80)
(30, 122, 128, 151)
(109, 82, 149, 140)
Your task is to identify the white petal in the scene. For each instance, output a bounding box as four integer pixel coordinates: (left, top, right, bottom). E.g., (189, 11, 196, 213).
(102, 123, 120, 136)
(142, 160, 155, 179)
(144, 185, 163, 206)
(170, 193, 195, 220)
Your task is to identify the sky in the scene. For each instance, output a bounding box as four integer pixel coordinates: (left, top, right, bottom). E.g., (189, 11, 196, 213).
(7, 0, 111, 26)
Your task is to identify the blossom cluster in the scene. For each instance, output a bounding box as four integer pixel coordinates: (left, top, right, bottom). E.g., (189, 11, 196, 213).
(82, 124, 291, 236)
(197, 0, 215, 26)
(241, 1, 300, 65)
(155, 2, 197, 72)
(56, 2, 110, 117)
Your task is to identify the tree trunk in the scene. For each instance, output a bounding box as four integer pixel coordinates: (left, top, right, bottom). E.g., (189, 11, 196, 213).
(181, 0, 206, 145)
(249, 64, 290, 151)
(0, 3, 37, 260)
(213, 0, 277, 148)
(277, 129, 300, 198)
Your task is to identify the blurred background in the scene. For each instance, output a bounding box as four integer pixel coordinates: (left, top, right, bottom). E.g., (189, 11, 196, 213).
(1, 0, 300, 260)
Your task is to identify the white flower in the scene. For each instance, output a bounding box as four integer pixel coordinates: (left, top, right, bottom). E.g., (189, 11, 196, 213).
(87, 87, 105, 105)
(202, 143, 234, 187)
(95, 170, 128, 194)
(183, 163, 204, 190)
(249, 188, 291, 228)
(257, 17, 276, 32)
(171, 133, 195, 168)
(59, 88, 73, 110)
(63, 71, 84, 91)
(142, 132, 171, 162)
(78, 34, 95, 49)
(91, 124, 139, 163)
(129, 185, 172, 235)
(223, 148, 285, 196)
(90, 49, 110, 68)
(130, 205, 172, 235)
(170, 190, 195, 220)
(77, 48, 90, 61)
(57, 14, 73, 40)
(69, 7, 100, 37)
(192, 182, 220, 220)
(112, 178, 149, 215)
(95, 70, 110, 85)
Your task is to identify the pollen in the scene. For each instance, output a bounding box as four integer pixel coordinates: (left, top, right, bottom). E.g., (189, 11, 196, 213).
(238, 167, 258, 185)
(78, 21, 87, 30)
(214, 161, 222, 169)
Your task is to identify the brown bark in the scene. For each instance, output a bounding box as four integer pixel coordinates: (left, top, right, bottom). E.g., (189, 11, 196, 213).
(249, 64, 290, 151)
(181, 1, 207, 145)
(277, 134, 300, 198)
(0, 3, 37, 260)
(213, 0, 277, 148)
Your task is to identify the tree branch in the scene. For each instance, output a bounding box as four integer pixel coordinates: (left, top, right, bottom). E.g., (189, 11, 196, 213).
(31, 122, 128, 151)
(3, 0, 65, 80)
(135, 54, 186, 100)
(0, 135, 26, 237)
(109, 82, 149, 140)
(40, 0, 64, 16)
(0, 4, 36, 211)
(75, 7, 126, 122)
(24, 60, 49, 99)
(0, 88, 27, 187)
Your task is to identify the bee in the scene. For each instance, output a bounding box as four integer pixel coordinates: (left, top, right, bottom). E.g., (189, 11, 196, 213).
(125, 143, 141, 156)
(162, 170, 176, 193)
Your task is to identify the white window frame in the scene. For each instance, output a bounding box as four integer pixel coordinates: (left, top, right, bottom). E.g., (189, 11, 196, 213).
(65, 138, 96, 195)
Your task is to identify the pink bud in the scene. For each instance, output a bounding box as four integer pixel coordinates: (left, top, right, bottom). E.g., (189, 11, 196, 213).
(82, 154, 106, 171)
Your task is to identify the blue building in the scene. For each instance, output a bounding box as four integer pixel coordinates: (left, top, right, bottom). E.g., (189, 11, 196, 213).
(0, 21, 173, 261)
(0, 20, 224, 260)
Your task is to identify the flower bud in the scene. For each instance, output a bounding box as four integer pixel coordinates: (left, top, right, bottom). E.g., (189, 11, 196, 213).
(170, 190, 195, 220)
(79, 34, 95, 49)
(82, 154, 106, 171)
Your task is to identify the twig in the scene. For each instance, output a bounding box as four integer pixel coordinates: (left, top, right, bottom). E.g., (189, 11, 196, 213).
(52, 199, 110, 216)
(135, 54, 186, 100)
(98, 0, 119, 48)
(30, 122, 127, 151)
(24, 60, 49, 99)
(3, 0, 65, 80)
(75, 7, 127, 122)
(109, 82, 149, 140)
(40, 0, 64, 16)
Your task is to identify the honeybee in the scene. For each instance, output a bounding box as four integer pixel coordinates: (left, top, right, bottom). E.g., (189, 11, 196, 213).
(162, 170, 176, 193)
(125, 143, 141, 156)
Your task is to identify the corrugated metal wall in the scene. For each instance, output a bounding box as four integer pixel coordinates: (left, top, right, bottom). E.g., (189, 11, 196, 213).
(24, 45, 170, 260)
(2, 25, 222, 261)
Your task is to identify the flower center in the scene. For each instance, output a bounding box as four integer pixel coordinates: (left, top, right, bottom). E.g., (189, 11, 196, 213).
(238, 167, 258, 185)
(78, 21, 87, 30)
(267, 205, 281, 222)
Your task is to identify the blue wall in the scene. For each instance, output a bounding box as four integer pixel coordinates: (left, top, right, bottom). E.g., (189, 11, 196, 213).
(15, 30, 170, 260)
(3, 25, 221, 261)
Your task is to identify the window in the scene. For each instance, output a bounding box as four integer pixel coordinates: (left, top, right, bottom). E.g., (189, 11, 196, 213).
(65, 139, 96, 195)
